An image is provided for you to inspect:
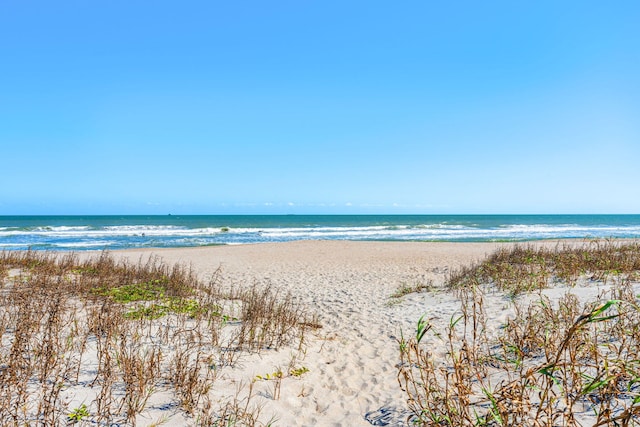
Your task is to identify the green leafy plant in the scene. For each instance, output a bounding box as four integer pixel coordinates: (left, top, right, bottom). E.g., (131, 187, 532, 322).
(289, 366, 309, 377)
(106, 280, 167, 303)
(67, 404, 90, 422)
(416, 314, 431, 344)
(254, 370, 283, 381)
(124, 304, 168, 320)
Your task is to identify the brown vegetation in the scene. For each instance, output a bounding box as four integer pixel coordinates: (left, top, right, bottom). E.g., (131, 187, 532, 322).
(399, 240, 640, 426)
(0, 250, 316, 426)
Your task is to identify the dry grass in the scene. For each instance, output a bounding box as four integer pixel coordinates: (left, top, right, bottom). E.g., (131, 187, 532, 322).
(448, 240, 640, 297)
(390, 280, 434, 300)
(399, 240, 640, 426)
(0, 250, 317, 426)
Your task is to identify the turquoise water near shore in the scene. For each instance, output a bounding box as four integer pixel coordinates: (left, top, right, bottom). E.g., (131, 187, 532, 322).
(1, 215, 640, 251)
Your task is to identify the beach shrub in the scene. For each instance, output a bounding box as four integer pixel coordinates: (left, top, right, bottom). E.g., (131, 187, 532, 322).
(0, 250, 315, 426)
(95, 279, 168, 303)
(67, 404, 90, 423)
(448, 240, 640, 295)
(400, 241, 640, 426)
(389, 280, 433, 299)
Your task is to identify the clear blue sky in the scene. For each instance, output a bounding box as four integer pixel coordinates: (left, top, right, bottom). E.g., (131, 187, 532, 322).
(1, 1, 638, 215)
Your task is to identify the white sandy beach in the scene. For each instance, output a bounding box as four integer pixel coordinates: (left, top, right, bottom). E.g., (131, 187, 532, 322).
(110, 241, 509, 426)
(5, 239, 638, 426)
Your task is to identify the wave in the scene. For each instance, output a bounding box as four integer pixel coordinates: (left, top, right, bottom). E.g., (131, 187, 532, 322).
(0, 225, 227, 238)
(2, 221, 640, 251)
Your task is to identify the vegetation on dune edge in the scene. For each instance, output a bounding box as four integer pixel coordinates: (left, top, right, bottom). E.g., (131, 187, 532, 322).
(399, 240, 640, 426)
(0, 250, 318, 426)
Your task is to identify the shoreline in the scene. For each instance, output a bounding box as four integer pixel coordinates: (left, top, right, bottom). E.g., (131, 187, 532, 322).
(110, 240, 512, 281)
(108, 239, 632, 280)
(4, 213, 640, 251)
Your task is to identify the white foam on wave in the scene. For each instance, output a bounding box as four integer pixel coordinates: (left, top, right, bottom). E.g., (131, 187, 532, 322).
(251, 223, 640, 241)
(103, 225, 184, 231)
(500, 224, 640, 237)
(415, 224, 470, 230)
(3, 222, 640, 250)
(0, 225, 229, 238)
(33, 226, 91, 232)
(254, 228, 472, 241)
(24, 223, 633, 241)
(98, 225, 236, 237)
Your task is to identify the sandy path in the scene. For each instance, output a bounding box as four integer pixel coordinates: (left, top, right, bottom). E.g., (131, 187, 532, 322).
(112, 241, 506, 426)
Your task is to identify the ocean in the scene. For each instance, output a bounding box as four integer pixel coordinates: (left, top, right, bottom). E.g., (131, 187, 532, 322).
(1, 215, 640, 251)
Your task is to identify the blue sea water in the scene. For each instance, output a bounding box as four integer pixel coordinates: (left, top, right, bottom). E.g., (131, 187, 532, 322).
(1, 215, 640, 251)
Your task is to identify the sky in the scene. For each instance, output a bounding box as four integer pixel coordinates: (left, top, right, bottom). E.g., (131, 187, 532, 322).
(1, 1, 639, 215)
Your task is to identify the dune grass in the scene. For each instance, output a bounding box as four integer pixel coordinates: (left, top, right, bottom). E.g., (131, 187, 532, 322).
(389, 280, 434, 300)
(0, 250, 317, 426)
(398, 240, 640, 426)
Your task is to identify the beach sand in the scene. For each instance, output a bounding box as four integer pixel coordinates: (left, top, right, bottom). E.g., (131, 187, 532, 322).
(7, 239, 635, 425)
(110, 241, 509, 426)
